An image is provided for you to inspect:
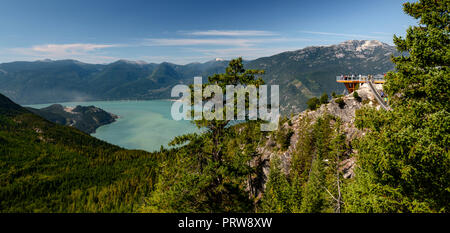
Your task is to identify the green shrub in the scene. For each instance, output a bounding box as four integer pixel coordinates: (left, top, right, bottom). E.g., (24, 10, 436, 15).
(306, 97, 320, 110)
(353, 91, 361, 102)
(276, 128, 294, 151)
(335, 98, 345, 108)
(319, 93, 329, 105)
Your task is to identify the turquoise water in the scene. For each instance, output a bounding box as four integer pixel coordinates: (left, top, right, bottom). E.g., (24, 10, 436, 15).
(27, 100, 199, 152)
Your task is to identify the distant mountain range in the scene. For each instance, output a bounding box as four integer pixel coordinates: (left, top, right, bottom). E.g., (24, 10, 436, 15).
(0, 40, 398, 114)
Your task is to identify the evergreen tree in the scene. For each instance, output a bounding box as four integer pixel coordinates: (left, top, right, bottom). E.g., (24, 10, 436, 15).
(320, 93, 329, 105)
(290, 116, 315, 186)
(300, 158, 326, 213)
(260, 157, 293, 213)
(345, 0, 449, 213)
(307, 97, 320, 110)
(143, 58, 266, 212)
(326, 119, 346, 213)
(192, 58, 265, 211)
(298, 116, 332, 213)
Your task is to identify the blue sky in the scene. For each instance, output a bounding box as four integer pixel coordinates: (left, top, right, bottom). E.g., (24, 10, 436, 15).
(0, 0, 416, 64)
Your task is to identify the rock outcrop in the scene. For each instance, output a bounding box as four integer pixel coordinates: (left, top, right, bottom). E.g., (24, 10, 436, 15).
(254, 83, 384, 194)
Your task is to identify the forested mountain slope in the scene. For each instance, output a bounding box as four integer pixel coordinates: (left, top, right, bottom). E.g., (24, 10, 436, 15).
(0, 93, 161, 212)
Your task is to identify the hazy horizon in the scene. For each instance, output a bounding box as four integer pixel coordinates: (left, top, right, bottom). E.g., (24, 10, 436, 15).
(0, 39, 395, 65)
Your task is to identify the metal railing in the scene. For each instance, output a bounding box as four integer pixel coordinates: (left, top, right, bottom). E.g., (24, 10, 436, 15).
(336, 74, 384, 82)
(367, 78, 391, 111)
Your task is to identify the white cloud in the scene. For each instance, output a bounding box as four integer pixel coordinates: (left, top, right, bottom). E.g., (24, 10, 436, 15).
(189, 47, 302, 60)
(299, 30, 383, 39)
(142, 37, 313, 47)
(136, 55, 215, 65)
(17, 43, 119, 56)
(182, 30, 277, 36)
(142, 38, 256, 47)
(7, 43, 121, 63)
(33, 43, 115, 53)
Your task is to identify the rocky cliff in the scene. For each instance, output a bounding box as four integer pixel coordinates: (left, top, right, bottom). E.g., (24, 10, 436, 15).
(253, 82, 386, 197)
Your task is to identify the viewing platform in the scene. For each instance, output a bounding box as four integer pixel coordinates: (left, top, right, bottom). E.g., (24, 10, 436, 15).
(336, 74, 385, 93)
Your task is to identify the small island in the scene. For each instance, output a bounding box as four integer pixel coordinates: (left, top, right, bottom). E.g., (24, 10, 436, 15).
(26, 104, 118, 134)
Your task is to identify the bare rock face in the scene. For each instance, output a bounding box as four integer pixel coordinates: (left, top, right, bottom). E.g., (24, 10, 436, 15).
(254, 83, 383, 193)
(340, 156, 357, 179)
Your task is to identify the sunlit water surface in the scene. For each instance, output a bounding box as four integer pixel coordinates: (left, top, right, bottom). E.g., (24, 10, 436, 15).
(28, 100, 198, 152)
